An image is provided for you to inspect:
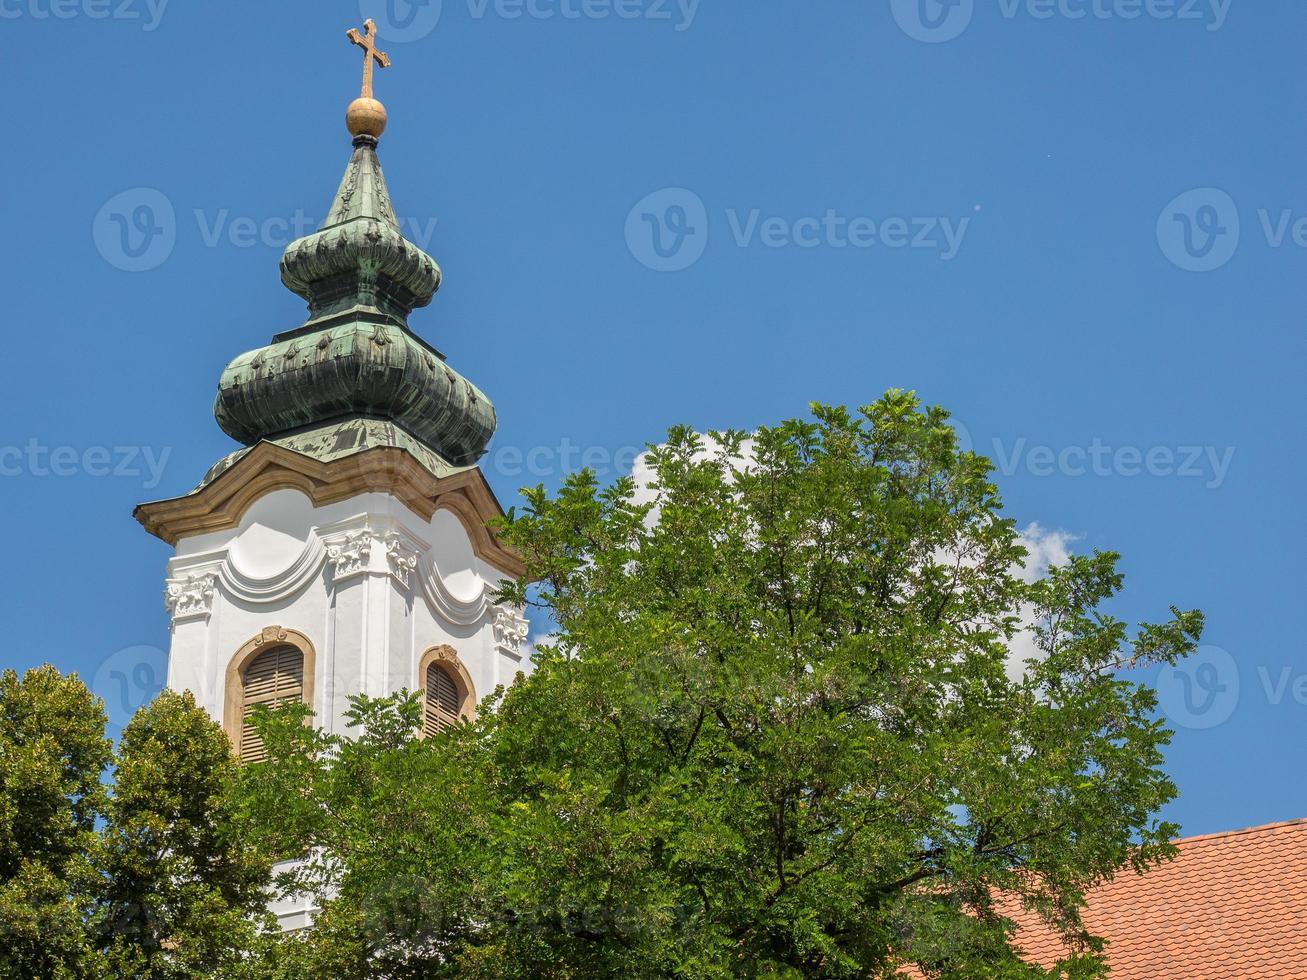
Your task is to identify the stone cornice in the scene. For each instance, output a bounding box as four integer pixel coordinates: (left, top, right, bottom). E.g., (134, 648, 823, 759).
(135, 442, 525, 579)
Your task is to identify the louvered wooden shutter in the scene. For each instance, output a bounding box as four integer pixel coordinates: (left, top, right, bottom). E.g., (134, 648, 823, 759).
(240, 646, 304, 763)
(424, 663, 461, 736)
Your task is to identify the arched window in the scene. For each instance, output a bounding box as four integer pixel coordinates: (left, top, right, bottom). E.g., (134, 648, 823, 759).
(419, 646, 475, 737)
(424, 663, 461, 735)
(239, 646, 305, 762)
(224, 628, 316, 762)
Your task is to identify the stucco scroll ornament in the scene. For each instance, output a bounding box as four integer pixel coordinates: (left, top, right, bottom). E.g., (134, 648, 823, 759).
(384, 533, 419, 589)
(493, 604, 530, 658)
(326, 531, 373, 582)
(164, 573, 219, 621)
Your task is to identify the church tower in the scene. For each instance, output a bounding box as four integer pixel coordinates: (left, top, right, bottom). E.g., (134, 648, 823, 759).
(134, 21, 529, 771)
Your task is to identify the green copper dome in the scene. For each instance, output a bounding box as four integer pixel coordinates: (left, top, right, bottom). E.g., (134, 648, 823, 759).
(213, 134, 496, 469)
(280, 135, 441, 325)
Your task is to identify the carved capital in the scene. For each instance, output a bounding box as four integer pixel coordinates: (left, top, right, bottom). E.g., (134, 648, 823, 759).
(326, 531, 373, 583)
(384, 533, 420, 589)
(493, 604, 530, 659)
(165, 573, 219, 622)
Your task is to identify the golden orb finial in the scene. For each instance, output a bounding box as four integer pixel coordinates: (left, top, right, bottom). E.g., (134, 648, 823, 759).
(346, 19, 392, 140)
(347, 97, 388, 138)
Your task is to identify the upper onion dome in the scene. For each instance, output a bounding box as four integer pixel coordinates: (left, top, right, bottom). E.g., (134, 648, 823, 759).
(279, 133, 441, 326)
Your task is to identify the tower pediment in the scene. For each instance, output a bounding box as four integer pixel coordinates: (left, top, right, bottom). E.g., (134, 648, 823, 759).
(135, 433, 525, 580)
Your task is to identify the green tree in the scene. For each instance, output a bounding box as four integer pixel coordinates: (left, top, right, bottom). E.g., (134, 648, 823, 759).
(0, 666, 110, 980)
(245, 393, 1201, 978)
(0, 672, 274, 979)
(94, 689, 274, 978)
(233, 693, 496, 979)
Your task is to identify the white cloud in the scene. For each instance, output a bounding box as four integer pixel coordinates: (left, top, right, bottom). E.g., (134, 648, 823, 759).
(1015, 522, 1077, 584)
(1007, 523, 1079, 678)
(627, 436, 756, 521)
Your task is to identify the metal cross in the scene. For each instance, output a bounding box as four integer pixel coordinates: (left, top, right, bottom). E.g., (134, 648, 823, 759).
(346, 19, 391, 100)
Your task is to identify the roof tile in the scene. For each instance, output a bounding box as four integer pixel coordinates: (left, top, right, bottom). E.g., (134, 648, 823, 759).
(900, 818, 1307, 979)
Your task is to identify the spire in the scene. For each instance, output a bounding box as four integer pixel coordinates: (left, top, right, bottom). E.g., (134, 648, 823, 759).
(211, 26, 495, 470)
(279, 138, 441, 327)
(278, 24, 440, 328)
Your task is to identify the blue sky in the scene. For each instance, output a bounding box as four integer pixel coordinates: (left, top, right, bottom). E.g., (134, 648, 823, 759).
(1, 0, 1302, 837)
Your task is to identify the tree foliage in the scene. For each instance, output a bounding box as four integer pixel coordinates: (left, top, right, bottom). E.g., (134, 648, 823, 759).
(239, 393, 1202, 978)
(0, 672, 273, 979)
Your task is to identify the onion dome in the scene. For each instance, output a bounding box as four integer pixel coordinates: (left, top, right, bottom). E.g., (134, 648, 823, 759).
(279, 133, 441, 326)
(212, 36, 495, 469)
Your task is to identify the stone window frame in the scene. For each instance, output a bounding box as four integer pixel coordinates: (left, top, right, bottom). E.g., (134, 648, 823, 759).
(224, 627, 317, 757)
(417, 645, 477, 735)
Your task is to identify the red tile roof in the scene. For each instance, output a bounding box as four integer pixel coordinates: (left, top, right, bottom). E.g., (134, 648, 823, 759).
(901, 818, 1307, 979)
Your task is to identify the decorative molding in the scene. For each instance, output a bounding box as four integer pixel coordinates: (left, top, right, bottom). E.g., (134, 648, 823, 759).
(384, 533, 419, 589)
(162, 511, 508, 629)
(134, 443, 527, 579)
(164, 573, 219, 622)
(325, 531, 373, 583)
(493, 604, 530, 660)
(418, 554, 490, 625)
